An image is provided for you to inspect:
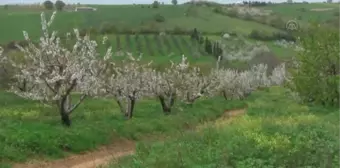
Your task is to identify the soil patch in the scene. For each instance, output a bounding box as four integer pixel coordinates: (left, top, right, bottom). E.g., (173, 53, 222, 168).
(12, 139, 135, 168)
(310, 8, 334, 11)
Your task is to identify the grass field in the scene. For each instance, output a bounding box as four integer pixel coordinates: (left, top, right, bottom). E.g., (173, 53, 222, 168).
(259, 3, 339, 22)
(101, 34, 201, 57)
(0, 2, 338, 168)
(0, 5, 281, 44)
(109, 87, 340, 168)
(0, 91, 246, 168)
(95, 34, 218, 71)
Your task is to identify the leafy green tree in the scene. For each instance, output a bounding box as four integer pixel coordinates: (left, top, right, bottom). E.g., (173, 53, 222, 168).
(288, 24, 339, 107)
(172, 0, 178, 5)
(55, 0, 66, 11)
(190, 28, 199, 41)
(212, 42, 223, 59)
(43, 0, 54, 10)
(152, 1, 160, 8)
(204, 37, 212, 54)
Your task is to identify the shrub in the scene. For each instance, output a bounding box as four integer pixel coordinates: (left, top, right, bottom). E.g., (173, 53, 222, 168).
(169, 26, 189, 35)
(333, 11, 339, 16)
(212, 6, 223, 14)
(288, 24, 339, 107)
(248, 30, 272, 41)
(139, 27, 160, 34)
(268, 16, 286, 29)
(88, 27, 98, 35)
(297, 15, 302, 20)
(154, 13, 165, 22)
(298, 7, 307, 12)
(226, 9, 238, 17)
(243, 13, 253, 21)
(99, 22, 118, 34)
(257, 16, 268, 24)
(249, 30, 296, 41)
(272, 32, 296, 42)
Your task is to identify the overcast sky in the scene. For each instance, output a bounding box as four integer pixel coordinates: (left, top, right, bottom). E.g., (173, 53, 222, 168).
(0, 0, 329, 5)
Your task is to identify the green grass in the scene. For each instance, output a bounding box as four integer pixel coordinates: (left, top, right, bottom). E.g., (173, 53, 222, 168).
(93, 34, 217, 71)
(0, 91, 246, 167)
(0, 5, 280, 44)
(265, 41, 297, 60)
(259, 3, 340, 22)
(109, 87, 340, 168)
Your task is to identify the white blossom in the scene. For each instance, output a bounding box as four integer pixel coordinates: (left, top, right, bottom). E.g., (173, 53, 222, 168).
(221, 38, 270, 61)
(2, 12, 109, 126)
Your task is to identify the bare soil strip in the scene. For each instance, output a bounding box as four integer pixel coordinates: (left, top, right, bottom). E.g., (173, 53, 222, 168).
(13, 139, 135, 168)
(310, 8, 334, 11)
(13, 108, 246, 168)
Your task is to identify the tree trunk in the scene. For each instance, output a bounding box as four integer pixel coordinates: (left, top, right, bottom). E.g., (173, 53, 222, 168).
(125, 98, 136, 119)
(158, 95, 176, 115)
(222, 91, 228, 100)
(159, 96, 171, 115)
(116, 99, 126, 114)
(59, 95, 72, 127)
(60, 110, 71, 127)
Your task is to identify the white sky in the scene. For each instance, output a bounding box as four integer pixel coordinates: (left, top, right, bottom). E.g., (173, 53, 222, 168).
(0, 0, 330, 5)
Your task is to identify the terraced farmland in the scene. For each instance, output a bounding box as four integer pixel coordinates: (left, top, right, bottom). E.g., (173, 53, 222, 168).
(102, 34, 205, 57)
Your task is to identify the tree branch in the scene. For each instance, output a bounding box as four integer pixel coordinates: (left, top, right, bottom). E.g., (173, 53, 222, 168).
(44, 79, 57, 94)
(67, 94, 87, 114)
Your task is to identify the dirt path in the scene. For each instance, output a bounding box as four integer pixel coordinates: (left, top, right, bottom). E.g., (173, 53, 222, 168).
(12, 108, 246, 168)
(12, 139, 135, 168)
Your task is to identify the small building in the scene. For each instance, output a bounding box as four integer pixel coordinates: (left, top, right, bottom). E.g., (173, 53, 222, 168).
(75, 7, 97, 12)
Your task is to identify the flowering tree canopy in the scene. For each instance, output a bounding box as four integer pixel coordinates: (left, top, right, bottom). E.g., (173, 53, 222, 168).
(95, 53, 154, 119)
(2, 12, 110, 126)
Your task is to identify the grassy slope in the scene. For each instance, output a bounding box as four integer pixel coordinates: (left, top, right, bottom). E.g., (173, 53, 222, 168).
(259, 3, 339, 22)
(265, 41, 297, 60)
(0, 5, 280, 44)
(0, 92, 246, 167)
(110, 87, 340, 168)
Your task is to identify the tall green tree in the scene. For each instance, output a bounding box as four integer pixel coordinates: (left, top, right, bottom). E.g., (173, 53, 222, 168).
(152, 1, 160, 8)
(190, 28, 199, 41)
(172, 0, 178, 5)
(288, 24, 339, 107)
(204, 37, 212, 54)
(43, 0, 54, 10)
(55, 0, 66, 11)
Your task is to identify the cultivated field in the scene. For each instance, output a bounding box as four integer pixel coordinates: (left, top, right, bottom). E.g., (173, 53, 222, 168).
(0, 5, 280, 44)
(259, 3, 339, 22)
(0, 1, 339, 168)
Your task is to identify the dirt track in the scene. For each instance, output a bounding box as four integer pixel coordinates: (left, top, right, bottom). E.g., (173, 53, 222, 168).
(13, 108, 246, 168)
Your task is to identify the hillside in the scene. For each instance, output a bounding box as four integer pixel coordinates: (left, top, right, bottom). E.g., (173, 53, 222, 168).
(0, 5, 280, 44)
(259, 3, 339, 22)
(0, 2, 339, 168)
